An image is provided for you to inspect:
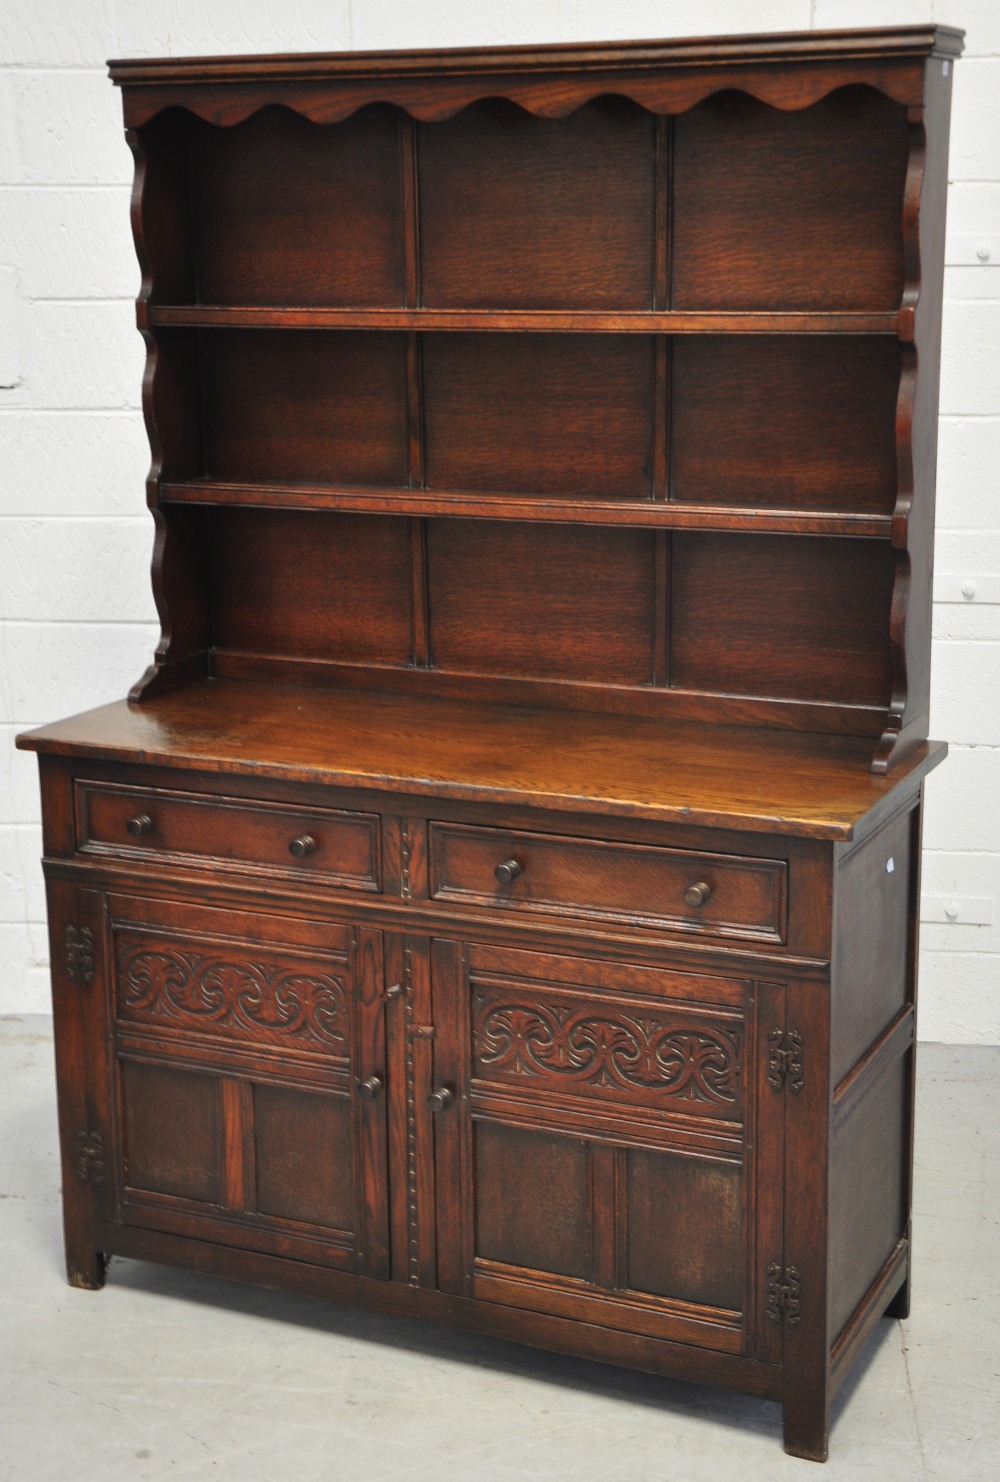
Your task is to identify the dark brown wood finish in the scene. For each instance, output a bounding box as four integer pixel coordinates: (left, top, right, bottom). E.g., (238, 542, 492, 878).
(671, 87, 911, 311)
(419, 98, 656, 309)
(191, 105, 406, 307)
(670, 336, 902, 513)
(17, 26, 960, 1464)
(116, 29, 954, 760)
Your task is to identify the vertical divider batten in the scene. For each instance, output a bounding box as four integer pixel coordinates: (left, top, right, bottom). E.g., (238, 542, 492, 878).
(652, 116, 673, 686)
(401, 113, 432, 668)
(653, 114, 672, 314)
(652, 529, 670, 687)
(400, 112, 422, 310)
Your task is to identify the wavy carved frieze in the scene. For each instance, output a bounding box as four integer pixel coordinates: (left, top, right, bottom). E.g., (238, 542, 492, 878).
(116, 936, 349, 1055)
(473, 987, 741, 1110)
(122, 71, 922, 131)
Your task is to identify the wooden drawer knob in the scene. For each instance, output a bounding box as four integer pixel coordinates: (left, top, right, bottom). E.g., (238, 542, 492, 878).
(427, 1086, 454, 1113)
(356, 1075, 383, 1100)
(127, 814, 154, 838)
(684, 881, 712, 908)
(494, 858, 524, 885)
(289, 834, 317, 859)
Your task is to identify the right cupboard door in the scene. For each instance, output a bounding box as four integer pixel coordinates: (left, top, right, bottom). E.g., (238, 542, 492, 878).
(430, 940, 784, 1359)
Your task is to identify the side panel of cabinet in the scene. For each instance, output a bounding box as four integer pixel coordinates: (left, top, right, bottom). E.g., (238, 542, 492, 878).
(44, 875, 114, 1288)
(430, 939, 785, 1359)
(98, 894, 390, 1277)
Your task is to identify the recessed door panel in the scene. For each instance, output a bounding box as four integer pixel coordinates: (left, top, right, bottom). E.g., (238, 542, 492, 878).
(474, 1122, 591, 1280)
(122, 1061, 222, 1204)
(254, 1083, 356, 1231)
(626, 1147, 744, 1310)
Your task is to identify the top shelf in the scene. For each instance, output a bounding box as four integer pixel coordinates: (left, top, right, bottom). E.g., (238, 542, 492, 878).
(145, 305, 903, 336)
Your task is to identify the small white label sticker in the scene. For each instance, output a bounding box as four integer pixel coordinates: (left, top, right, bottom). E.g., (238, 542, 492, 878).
(943, 60, 950, 76)
(887, 857, 895, 873)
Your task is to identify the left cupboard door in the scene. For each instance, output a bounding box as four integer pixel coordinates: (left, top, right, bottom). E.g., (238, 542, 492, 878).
(94, 893, 389, 1277)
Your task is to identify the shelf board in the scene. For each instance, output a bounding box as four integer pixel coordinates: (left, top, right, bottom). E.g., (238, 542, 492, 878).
(146, 304, 902, 336)
(160, 480, 894, 538)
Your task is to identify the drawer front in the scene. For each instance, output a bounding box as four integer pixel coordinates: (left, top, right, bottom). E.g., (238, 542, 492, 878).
(76, 780, 381, 891)
(429, 822, 786, 943)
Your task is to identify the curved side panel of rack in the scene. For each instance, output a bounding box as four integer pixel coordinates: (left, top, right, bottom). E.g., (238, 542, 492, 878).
(874, 110, 923, 773)
(873, 60, 954, 772)
(126, 123, 211, 704)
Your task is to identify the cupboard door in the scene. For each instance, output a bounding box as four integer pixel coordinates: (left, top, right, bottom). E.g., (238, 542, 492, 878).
(103, 894, 389, 1277)
(431, 941, 784, 1358)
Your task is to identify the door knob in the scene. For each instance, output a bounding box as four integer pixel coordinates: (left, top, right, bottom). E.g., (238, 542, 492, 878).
(494, 859, 523, 885)
(684, 881, 712, 908)
(427, 1086, 454, 1112)
(356, 1075, 383, 1100)
(289, 834, 317, 858)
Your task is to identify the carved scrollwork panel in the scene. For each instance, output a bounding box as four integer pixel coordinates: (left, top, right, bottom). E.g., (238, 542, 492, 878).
(116, 935, 349, 1057)
(472, 985, 742, 1116)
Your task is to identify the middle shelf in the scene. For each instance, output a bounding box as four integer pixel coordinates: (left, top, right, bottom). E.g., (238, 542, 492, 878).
(159, 480, 893, 537)
(146, 305, 903, 335)
(146, 327, 903, 531)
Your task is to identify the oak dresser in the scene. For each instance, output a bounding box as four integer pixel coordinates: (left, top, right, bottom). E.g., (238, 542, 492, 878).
(18, 25, 961, 1460)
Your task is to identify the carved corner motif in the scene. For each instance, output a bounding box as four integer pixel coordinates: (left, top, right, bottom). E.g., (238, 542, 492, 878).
(75, 1131, 105, 1185)
(766, 1030, 785, 1092)
(782, 1267, 802, 1325)
(766, 1262, 801, 1325)
(785, 1030, 804, 1094)
(767, 1027, 803, 1094)
(766, 1261, 782, 1321)
(65, 925, 95, 985)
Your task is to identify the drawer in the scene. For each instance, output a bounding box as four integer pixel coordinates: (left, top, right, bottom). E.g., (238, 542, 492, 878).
(75, 780, 381, 891)
(429, 823, 787, 943)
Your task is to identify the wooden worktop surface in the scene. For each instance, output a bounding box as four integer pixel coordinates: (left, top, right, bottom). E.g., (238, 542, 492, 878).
(18, 680, 946, 840)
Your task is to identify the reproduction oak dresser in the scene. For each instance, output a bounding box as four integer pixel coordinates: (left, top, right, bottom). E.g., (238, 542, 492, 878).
(18, 25, 962, 1460)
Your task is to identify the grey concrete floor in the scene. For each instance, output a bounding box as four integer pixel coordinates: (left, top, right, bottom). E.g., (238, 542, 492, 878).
(0, 1016, 996, 1482)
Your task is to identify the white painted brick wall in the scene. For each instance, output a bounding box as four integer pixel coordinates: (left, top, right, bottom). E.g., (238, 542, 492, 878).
(1, 1, 998, 1044)
(0, 188, 135, 300)
(0, 265, 18, 386)
(0, 410, 149, 516)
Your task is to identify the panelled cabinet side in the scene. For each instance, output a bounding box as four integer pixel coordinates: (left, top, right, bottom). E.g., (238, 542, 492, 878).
(37, 758, 111, 1288)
